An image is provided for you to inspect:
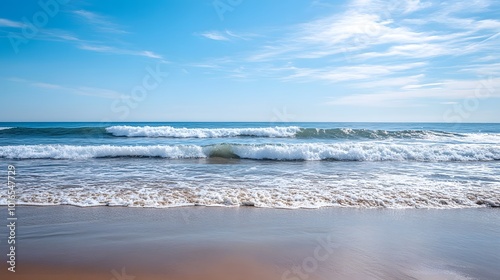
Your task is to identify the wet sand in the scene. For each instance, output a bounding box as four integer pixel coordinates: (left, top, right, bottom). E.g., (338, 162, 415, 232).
(1, 206, 499, 279)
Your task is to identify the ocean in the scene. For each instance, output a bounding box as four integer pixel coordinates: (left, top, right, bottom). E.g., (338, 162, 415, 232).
(0, 122, 499, 209)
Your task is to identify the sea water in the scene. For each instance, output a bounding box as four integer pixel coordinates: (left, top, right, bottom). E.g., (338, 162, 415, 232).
(0, 122, 499, 208)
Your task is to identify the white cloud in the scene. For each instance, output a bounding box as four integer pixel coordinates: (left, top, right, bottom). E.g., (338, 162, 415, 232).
(200, 31, 230, 41)
(78, 44, 163, 59)
(0, 18, 25, 28)
(31, 82, 65, 90)
(241, 0, 499, 65)
(0, 12, 162, 60)
(328, 77, 500, 106)
(73, 10, 127, 34)
(191, 0, 499, 115)
(72, 86, 127, 99)
(357, 43, 448, 59)
(140, 51, 163, 59)
(68, 10, 164, 60)
(41, 29, 81, 42)
(402, 82, 444, 90)
(354, 74, 425, 88)
(460, 63, 500, 75)
(200, 30, 254, 41)
(403, 0, 433, 14)
(282, 62, 426, 83)
(9, 78, 127, 99)
(245, 0, 441, 62)
(79, 44, 114, 52)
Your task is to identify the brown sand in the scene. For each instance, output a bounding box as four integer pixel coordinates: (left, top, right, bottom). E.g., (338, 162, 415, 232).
(0, 206, 499, 279)
(1, 257, 284, 280)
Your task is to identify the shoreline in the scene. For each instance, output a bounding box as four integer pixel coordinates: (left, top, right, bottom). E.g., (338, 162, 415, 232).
(1, 206, 499, 279)
(3, 203, 499, 209)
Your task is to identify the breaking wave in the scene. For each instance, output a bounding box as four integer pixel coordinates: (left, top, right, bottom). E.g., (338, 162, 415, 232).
(1, 143, 499, 161)
(0, 125, 479, 140)
(106, 125, 301, 138)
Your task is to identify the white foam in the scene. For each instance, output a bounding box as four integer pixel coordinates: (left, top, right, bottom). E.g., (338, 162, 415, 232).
(462, 133, 500, 144)
(234, 143, 500, 161)
(0, 144, 205, 160)
(0, 127, 12, 130)
(1, 143, 499, 161)
(106, 125, 301, 138)
(2, 175, 498, 209)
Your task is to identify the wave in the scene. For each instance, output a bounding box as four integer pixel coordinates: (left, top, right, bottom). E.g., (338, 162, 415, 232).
(106, 125, 301, 138)
(0, 127, 112, 137)
(1, 182, 498, 209)
(0, 125, 474, 140)
(1, 143, 499, 161)
(295, 128, 462, 139)
(106, 125, 465, 139)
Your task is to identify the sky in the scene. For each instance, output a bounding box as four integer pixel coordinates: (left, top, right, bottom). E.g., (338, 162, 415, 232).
(0, 0, 499, 122)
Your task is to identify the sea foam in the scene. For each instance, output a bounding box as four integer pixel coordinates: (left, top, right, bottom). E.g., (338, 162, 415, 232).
(1, 143, 499, 161)
(106, 125, 301, 138)
(2, 178, 498, 209)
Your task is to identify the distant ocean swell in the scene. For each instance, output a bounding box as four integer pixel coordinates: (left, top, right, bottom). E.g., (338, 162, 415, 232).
(0, 126, 473, 140)
(1, 143, 499, 161)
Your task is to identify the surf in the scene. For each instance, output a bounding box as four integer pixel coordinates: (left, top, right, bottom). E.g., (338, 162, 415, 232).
(1, 143, 499, 161)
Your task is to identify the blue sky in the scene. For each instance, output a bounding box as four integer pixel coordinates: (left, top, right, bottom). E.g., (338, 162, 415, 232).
(0, 0, 499, 122)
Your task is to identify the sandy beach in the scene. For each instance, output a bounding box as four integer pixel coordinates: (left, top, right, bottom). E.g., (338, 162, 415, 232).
(1, 206, 499, 280)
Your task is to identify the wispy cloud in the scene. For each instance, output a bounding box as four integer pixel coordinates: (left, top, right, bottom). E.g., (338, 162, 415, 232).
(78, 44, 114, 52)
(140, 51, 163, 59)
(246, 0, 499, 63)
(72, 86, 129, 99)
(78, 44, 163, 59)
(199, 30, 253, 41)
(0, 16, 82, 42)
(0, 18, 26, 28)
(41, 29, 81, 42)
(70, 10, 163, 60)
(280, 62, 427, 83)
(200, 31, 230, 41)
(31, 82, 65, 90)
(2, 27, 82, 44)
(191, 0, 499, 113)
(9, 78, 127, 99)
(73, 9, 127, 34)
(328, 77, 500, 106)
(0, 9, 163, 61)
(245, 9, 423, 62)
(402, 82, 444, 90)
(460, 62, 500, 75)
(354, 74, 425, 89)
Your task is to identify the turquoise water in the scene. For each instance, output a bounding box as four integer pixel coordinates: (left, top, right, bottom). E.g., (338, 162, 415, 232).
(0, 122, 499, 208)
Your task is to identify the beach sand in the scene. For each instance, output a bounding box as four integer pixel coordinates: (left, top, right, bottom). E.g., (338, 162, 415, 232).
(1, 206, 499, 279)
